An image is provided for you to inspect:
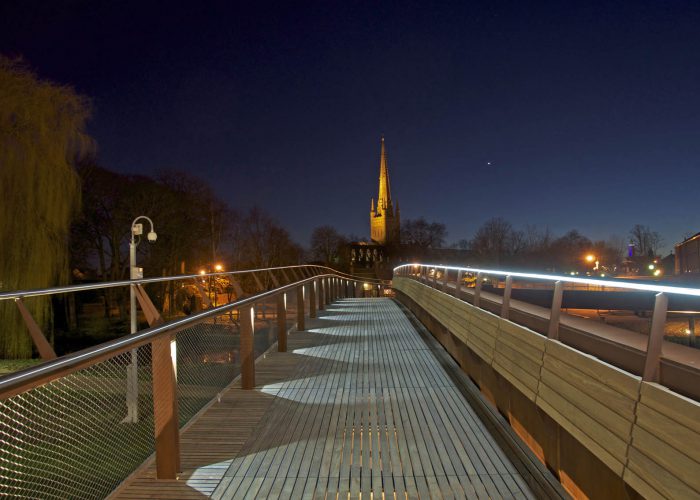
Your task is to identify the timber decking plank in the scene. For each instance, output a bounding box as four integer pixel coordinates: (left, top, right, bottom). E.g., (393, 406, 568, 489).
(113, 298, 537, 499)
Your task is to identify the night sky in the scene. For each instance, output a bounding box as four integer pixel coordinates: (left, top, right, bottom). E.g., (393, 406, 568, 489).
(2, 1, 699, 253)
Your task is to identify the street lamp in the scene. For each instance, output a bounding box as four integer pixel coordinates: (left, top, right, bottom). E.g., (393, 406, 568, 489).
(124, 215, 157, 423)
(585, 254, 599, 271)
(130, 216, 157, 333)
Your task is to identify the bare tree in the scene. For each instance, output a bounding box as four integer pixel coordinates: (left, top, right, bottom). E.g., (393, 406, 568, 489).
(629, 224, 663, 257)
(401, 218, 447, 248)
(238, 207, 302, 269)
(469, 217, 515, 265)
(310, 226, 348, 265)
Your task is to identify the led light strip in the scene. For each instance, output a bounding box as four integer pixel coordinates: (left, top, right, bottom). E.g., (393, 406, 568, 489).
(394, 263, 700, 297)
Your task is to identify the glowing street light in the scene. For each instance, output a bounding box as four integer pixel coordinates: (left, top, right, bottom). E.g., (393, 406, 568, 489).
(584, 254, 599, 271)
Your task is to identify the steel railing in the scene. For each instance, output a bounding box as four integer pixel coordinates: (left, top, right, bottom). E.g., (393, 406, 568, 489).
(394, 263, 700, 398)
(0, 265, 388, 499)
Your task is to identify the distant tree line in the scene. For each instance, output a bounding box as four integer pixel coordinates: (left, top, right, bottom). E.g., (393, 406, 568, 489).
(0, 56, 668, 359)
(0, 57, 304, 358)
(308, 214, 664, 276)
(71, 162, 303, 322)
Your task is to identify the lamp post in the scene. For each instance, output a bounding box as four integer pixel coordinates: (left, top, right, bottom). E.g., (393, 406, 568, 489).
(123, 215, 157, 423)
(214, 264, 223, 306)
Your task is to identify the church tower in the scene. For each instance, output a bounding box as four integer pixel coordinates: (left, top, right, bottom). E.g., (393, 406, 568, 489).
(370, 137, 400, 245)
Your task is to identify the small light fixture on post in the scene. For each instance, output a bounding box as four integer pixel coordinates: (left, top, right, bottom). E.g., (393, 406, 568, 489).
(123, 215, 157, 424)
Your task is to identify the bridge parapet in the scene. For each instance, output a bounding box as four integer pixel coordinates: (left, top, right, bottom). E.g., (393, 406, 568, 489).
(393, 264, 700, 499)
(0, 265, 387, 499)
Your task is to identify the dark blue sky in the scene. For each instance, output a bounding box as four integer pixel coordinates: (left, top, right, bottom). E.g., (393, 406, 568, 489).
(2, 1, 699, 253)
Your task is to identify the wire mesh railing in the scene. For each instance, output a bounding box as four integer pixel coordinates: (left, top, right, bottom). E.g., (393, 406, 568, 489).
(0, 267, 388, 499)
(0, 346, 155, 499)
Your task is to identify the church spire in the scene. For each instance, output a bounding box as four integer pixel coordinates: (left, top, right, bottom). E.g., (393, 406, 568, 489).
(377, 136, 392, 214)
(369, 135, 400, 245)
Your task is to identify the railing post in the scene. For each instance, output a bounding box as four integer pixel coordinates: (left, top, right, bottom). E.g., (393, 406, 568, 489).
(442, 267, 449, 292)
(152, 333, 180, 478)
(455, 270, 464, 298)
(432, 268, 438, 287)
(356, 281, 362, 297)
(240, 305, 255, 390)
(296, 285, 305, 331)
(277, 293, 287, 352)
(690, 317, 696, 347)
(474, 272, 484, 307)
(14, 298, 57, 360)
(643, 292, 668, 382)
(309, 280, 317, 318)
(501, 275, 513, 319)
(316, 278, 328, 311)
(548, 281, 564, 340)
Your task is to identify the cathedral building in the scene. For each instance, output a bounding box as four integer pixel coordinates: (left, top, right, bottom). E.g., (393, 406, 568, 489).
(349, 137, 401, 276)
(370, 137, 400, 245)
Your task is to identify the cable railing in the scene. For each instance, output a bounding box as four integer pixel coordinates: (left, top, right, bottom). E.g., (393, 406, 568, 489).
(394, 263, 700, 400)
(0, 265, 387, 499)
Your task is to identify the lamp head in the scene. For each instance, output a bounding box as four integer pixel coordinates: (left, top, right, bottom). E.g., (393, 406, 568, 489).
(147, 231, 157, 242)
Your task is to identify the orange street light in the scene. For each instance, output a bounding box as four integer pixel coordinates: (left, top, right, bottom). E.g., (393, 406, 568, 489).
(585, 254, 595, 263)
(215, 264, 223, 272)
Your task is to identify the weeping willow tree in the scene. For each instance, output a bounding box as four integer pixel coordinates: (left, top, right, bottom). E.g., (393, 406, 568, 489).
(0, 57, 93, 358)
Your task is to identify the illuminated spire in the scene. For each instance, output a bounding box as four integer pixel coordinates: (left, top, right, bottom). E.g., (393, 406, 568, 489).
(377, 136, 392, 215)
(371, 197, 375, 213)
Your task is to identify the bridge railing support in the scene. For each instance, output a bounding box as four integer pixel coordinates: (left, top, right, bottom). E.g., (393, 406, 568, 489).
(455, 270, 464, 299)
(240, 305, 255, 390)
(500, 275, 513, 319)
(473, 272, 484, 307)
(277, 293, 287, 352)
(297, 284, 305, 331)
(547, 281, 564, 340)
(643, 292, 668, 382)
(309, 281, 317, 319)
(317, 278, 324, 312)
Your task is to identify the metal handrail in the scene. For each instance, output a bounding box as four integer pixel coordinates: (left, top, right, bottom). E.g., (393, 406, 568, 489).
(0, 267, 382, 400)
(0, 264, 388, 301)
(395, 263, 700, 297)
(394, 262, 700, 399)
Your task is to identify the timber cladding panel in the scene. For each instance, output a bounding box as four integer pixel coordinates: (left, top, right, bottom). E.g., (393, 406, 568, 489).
(494, 318, 545, 402)
(537, 341, 640, 477)
(624, 382, 700, 499)
(393, 276, 700, 499)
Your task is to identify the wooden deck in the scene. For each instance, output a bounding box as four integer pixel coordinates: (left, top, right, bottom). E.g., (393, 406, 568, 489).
(113, 298, 537, 499)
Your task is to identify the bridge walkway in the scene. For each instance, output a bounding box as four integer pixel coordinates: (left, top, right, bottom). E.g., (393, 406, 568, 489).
(114, 298, 539, 499)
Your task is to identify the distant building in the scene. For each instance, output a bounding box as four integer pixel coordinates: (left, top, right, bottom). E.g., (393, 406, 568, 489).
(350, 137, 401, 278)
(369, 137, 400, 245)
(675, 233, 700, 275)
